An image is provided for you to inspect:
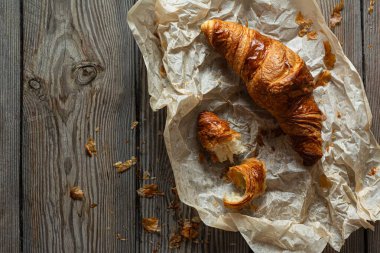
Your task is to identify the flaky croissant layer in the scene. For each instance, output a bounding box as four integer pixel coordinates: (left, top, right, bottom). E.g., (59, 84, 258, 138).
(201, 19, 323, 165)
(198, 111, 246, 163)
(224, 158, 266, 209)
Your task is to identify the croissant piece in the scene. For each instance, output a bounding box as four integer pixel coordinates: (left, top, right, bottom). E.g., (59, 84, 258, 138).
(201, 19, 323, 165)
(198, 111, 246, 163)
(223, 158, 266, 209)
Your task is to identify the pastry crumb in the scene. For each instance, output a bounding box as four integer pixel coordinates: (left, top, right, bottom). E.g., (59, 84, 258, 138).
(142, 217, 160, 233)
(70, 186, 84, 200)
(169, 233, 182, 249)
(142, 171, 151, 180)
(95, 127, 100, 132)
(131, 121, 139, 129)
(116, 233, 127, 241)
(137, 184, 164, 198)
(336, 111, 342, 118)
(307, 31, 318, 40)
(90, 203, 98, 208)
(323, 41, 336, 70)
(85, 137, 97, 157)
(295, 12, 313, 37)
(369, 167, 378, 176)
(369, 0, 375, 14)
(168, 200, 180, 210)
(113, 156, 137, 173)
(181, 220, 199, 240)
(329, 0, 344, 28)
(319, 174, 333, 189)
(315, 69, 332, 87)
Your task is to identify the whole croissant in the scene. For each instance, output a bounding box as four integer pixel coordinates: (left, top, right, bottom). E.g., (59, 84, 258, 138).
(201, 19, 323, 165)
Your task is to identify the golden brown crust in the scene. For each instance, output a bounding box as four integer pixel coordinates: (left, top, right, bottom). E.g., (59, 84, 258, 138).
(223, 158, 266, 209)
(202, 19, 323, 165)
(197, 111, 240, 151)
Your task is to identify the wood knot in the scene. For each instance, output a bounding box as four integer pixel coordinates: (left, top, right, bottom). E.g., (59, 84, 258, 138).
(28, 79, 41, 89)
(73, 62, 100, 85)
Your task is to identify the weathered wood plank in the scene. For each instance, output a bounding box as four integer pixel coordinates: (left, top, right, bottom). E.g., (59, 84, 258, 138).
(137, 57, 204, 253)
(362, 0, 380, 252)
(315, 1, 365, 252)
(0, 0, 20, 252)
(22, 0, 138, 252)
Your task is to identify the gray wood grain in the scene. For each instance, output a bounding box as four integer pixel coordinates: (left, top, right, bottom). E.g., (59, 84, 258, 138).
(0, 0, 20, 252)
(316, 1, 366, 252)
(22, 0, 138, 252)
(362, 0, 380, 252)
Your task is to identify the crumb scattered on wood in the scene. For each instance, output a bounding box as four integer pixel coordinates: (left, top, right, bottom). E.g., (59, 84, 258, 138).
(369, 167, 378, 176)
(131, 121, 139, 129)
(169, 233, 182, 249)
(142, 217, 160, 233)
(319, 174, 333, 189)
(329, 0, 344, 28)
(168, 200, 180, 210)
(336, 111, 341, 118)
(113, 156, 137, 173)
(90, 203, 98, 208)
(323, 41, 336, 70)
(315, 69, 332, 87)
(295, 12, 314, 37)
(95, 127, 100, 133)
(116, 233, 127, 241)
(142, 171, 152, 180)
(181, 219, 200, 240)
(368, 44, 373, 49)
(307, 31, 318, 40)
(168, 186, 180, 210)
(369, 0, 375, 14)
(70, 186, 84, 200)
(137, 184, 164, 198)
(85, 137, 97, 157)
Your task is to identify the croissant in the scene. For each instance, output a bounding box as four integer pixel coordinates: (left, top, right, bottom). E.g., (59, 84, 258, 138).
(201, 19, 323, 166)
(223, 158, 266, 209)
(198, 111, 246, 163)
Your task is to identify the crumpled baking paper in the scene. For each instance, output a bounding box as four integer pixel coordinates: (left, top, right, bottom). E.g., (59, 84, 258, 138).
(127, 0, 380, 252)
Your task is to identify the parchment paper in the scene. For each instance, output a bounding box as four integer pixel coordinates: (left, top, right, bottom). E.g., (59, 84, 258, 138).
(127, 0, 380, 252)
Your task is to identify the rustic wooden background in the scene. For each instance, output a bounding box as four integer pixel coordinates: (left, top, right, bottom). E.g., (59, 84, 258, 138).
(0, 0, 378, 252)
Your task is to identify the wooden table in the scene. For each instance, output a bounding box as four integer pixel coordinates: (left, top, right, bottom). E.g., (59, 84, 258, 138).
(0, 0, 379, 252)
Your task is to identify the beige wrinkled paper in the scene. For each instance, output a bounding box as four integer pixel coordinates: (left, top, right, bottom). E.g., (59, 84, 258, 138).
(128, 0, 380, 252)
